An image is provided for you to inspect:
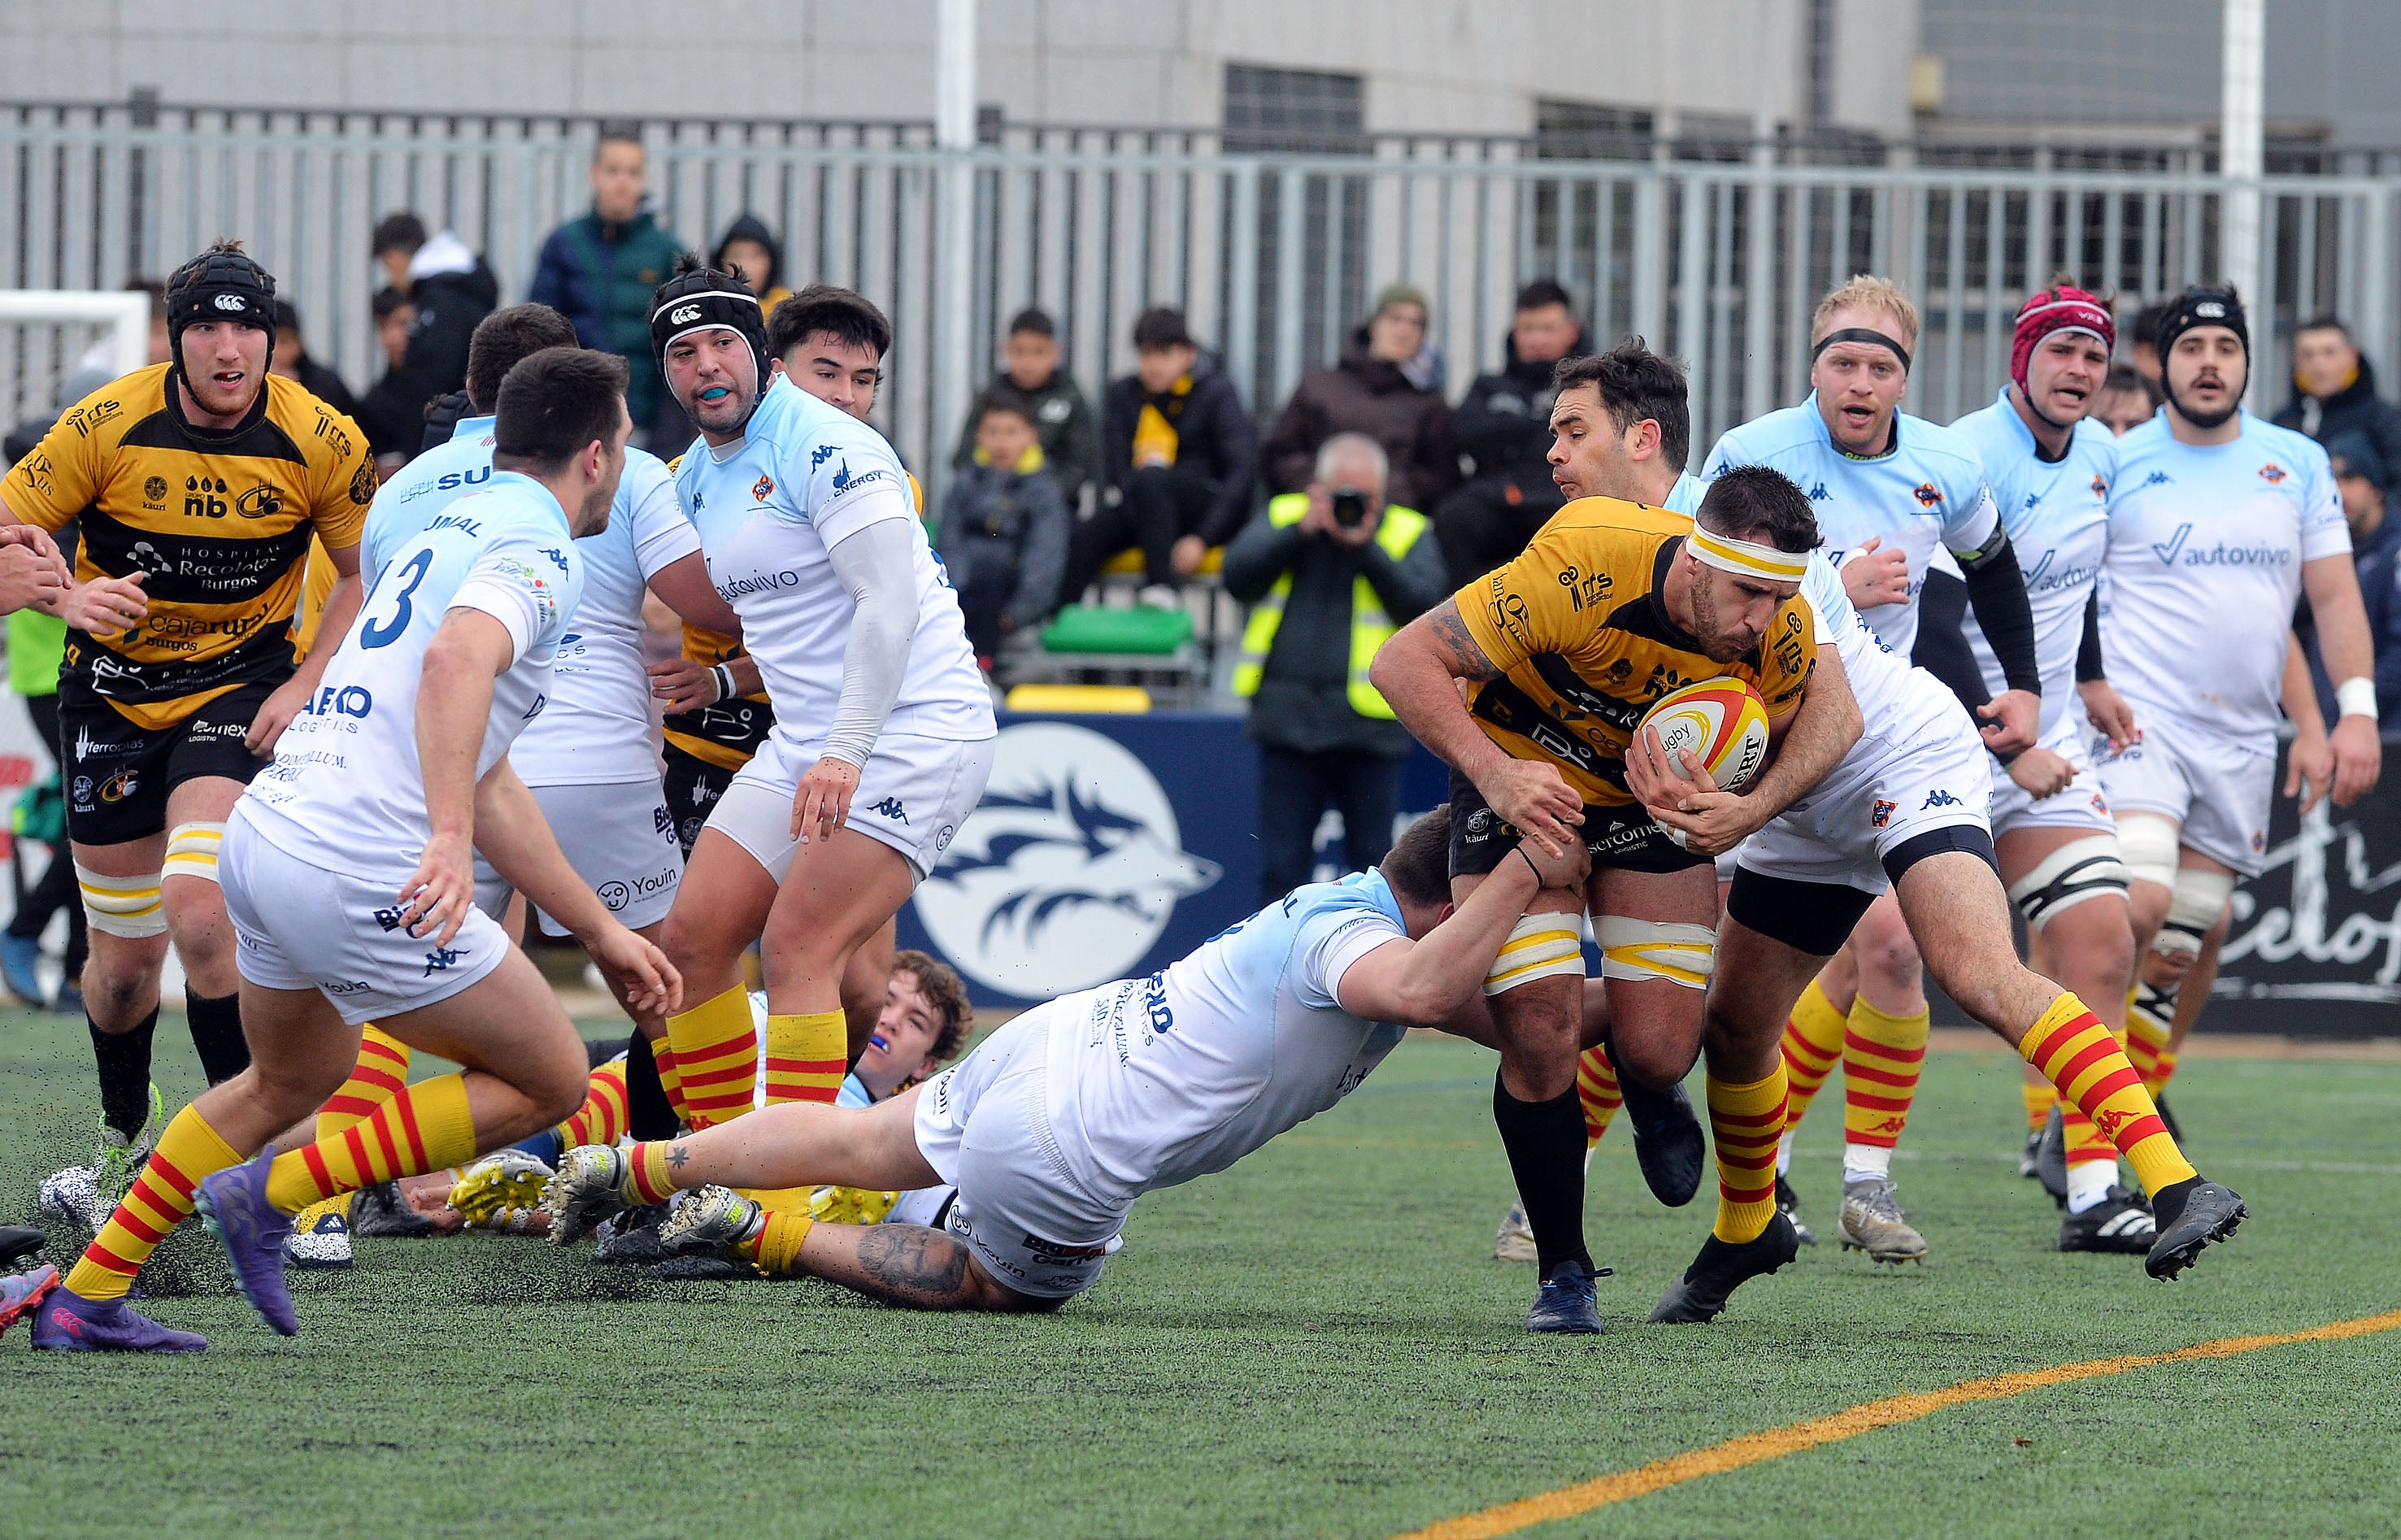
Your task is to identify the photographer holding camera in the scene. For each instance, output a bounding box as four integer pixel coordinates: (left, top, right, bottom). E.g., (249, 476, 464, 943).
(1224, 432, 1451, 902)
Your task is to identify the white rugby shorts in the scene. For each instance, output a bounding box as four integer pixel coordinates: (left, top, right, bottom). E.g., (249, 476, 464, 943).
(1738, 697, 1994, 893)
(707, 731, 994, 885)
(2090, 712, 2277, 879)
(223, 805, 511, 1027)
(1990, 715, 2117, 840)
(507, 778, 685, 937)
(911, 998, 1127, 1300)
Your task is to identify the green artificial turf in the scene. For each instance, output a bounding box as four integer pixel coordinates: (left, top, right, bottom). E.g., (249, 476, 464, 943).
(2, 1009, 2396, 1539)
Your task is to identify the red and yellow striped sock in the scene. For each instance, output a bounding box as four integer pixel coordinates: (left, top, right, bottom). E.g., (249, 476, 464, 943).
(624, 1140, 682, 1206)
(558, 1059, 630, 1149)
(263, 1072, 480, 1214)
(63, 1106, 243, 1301)
(651, 1042, 689, 1126)
(2125, 983, 2175, 1096)
(1577, 1045, 1623, 1149)
(763, 1010, 846, 1107)
(2019, 993, 2195, 1196)
(1777, 979, 1846, 1130)
(1842, 997, 1927, 1152)
(739, 1207, 815, 1276)
(318, 1024, 410, 1138)
(2151, 1046, 2181, 1097)
(665, 986, 759, 1129)
(1707, 1066, 1789, 1243)
(2020, 1077, 2057, 1133)
(2062, 1103, 2116, 1170)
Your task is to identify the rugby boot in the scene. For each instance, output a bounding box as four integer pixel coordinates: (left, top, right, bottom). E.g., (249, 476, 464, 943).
(449, 1150, 556, 1232)
(1650, 1213, 1802, 1323)
(658, 1185, 763, 1258)
(543, 1146, 633, 1245)
(0, 1226, 45, 1268)
(349, 1179, 439, 1238)
(28, 1284, 206, 1352)
(2060, 1188, 2156, 1255)
(2035, 1105, 2068, 1207)
(0, 1265, 57, 1338)
(1493, 1202, 1538, 1264)
(646, 1254, 757, 1281)
(2146, 1177, 2246, 1280)
(195, 1150, 298, 1335)
(2019, 1127, 2043, 1179)
(1838, 1177, 1928, 1264)
(1526, 1259, 1610, 1334)
(1620, 1076, 1707, 1207)
(284, 1203, 354, 1270)
(1774, 1173, 1816, 1246)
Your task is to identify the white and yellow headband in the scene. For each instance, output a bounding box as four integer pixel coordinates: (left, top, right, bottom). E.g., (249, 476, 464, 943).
(1686, 526, 1810, 582)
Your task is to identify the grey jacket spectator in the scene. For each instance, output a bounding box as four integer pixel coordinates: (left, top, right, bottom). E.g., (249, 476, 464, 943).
(1261, 285, 1456, 513)
(939, 403, 1072, 662)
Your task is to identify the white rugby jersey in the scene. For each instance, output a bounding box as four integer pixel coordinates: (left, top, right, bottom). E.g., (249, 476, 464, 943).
(367, 417, 697, 787)
(1948, 391, 2117, 737)
(672, 376, 991, 758)
(241, 472, 585, 884)
(2102, 411, 2349, 743)
(1039, 868, 1411, 1206)
(1700, 397, 2001, 659)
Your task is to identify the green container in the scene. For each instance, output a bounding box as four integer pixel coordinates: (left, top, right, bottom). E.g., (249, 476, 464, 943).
(1039, 604, 1193, 655)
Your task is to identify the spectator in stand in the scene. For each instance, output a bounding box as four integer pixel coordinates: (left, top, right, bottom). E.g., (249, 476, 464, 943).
(1071, 306, 1256, 610)
(1224, 431, 1447, 903)
(937, 389, 1071, 668)
(267, 298, 359, 419)
(2295, 434, 2401, 720)
(1433, 278, 1590, 587)
(2090, 362, 2160, 437)
(355, 211, 498, 460)
(529, 128, 685, 446)
(951, 307, 1098, 511)
(1263, 283, 1455, 515)
(711, 215, 794, 317)
(2274, 315, 2401, 500)
(2129, 300, 2169, 386)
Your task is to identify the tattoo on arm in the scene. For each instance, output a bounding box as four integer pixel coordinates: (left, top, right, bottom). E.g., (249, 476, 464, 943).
(851, 1225, 976, 1309)
(1426, 601, 1500, 682)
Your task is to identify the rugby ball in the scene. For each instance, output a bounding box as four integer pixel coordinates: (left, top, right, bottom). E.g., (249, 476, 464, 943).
(1637, 678, 1771, 794)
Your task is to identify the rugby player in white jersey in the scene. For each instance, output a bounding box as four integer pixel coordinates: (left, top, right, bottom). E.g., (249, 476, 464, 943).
(543, 807, 1588, 1310)
(1627, 352, 2244, 1321)
(646, 258, 995, 1148)
(2097, 285, 2381, 1103)
(1, 349, 679, 1350)
(1946, 285, 2155, 1251)
(1698, 276, 2042, 1262)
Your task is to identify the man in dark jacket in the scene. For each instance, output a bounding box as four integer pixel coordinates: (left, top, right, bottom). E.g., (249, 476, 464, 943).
(2298, 433, 2401, 719)
(1224, 431, 1449, 902)
(951, 307, 1099, 509)
(1433, 279, 1589, 587)
(2273, 315, 2401, 502)
(1066, 307, 1256, 607)
(1263, 283, 1455, 513)
(354, 211, 498, 459)
(528, 129, 685, 443)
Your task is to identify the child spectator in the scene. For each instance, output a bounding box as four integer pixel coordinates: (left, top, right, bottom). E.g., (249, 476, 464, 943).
(950, 307, 1098, 509)
(938, 389, 1071, 665)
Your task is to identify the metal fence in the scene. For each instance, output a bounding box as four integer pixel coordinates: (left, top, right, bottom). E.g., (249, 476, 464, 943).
(2, 102, 2397, 494)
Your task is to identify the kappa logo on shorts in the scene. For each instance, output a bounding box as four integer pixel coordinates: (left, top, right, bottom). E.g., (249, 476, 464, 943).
(1871, 798, 1896, 828)
(1921, 789, 1962, 810)
(423, 946, 464, 976)
(866, 796, 909, 824)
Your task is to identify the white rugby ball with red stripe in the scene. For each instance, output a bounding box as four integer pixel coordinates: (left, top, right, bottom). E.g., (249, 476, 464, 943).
(1637, 677, 1771, 794)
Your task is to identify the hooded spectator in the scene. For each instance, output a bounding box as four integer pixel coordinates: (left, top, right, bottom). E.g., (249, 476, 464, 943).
(2273, 316, 2401, 502)
(529, 128, 686, 443)
(938, 389, 1071, 664)
(1433, 278, 1590, 586)
(356, 211, 498, 458)
(1263, 283, 1455, 514)
(951, 307, 1099, 509)
(712, 214, 794, 317)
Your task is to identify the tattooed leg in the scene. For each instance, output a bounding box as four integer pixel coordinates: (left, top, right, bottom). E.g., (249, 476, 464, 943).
(798, 1223, 1063, 1312)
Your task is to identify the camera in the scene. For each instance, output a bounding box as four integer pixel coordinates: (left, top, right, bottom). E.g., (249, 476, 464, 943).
(1330, 488, 1369, 528)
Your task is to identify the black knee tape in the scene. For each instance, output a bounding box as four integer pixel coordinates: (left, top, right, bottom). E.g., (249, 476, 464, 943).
(1881, 824, 1999, 886)
(1725, 868, 1878, 957)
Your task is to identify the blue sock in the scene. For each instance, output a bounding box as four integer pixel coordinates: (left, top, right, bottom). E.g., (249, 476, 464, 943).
(511, 1128, 564, 1167)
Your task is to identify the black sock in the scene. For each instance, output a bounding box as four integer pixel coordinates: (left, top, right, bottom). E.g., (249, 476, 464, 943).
(90, 1009, 159, 1138)
(624, 1031, 681, 1142)
(1493, 1069, 1593, 1280)
(185, 990, 251, 1085)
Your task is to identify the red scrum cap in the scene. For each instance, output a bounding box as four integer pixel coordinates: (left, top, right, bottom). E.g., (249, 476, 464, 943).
(2010, 284, 2115, 394)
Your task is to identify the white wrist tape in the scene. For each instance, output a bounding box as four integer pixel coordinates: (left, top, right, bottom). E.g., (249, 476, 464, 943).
(2336, 676, 2379, 721)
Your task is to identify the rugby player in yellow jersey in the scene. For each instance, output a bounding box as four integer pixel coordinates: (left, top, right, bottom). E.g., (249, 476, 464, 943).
(1371, 343, 1864, 1333)
(0, 242, 370, 1220)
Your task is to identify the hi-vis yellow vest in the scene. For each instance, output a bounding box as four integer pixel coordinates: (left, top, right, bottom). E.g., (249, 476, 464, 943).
(1233, 493, 1428, 720)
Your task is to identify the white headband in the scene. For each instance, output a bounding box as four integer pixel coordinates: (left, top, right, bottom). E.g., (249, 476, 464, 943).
(1686, 526, 1810, 582)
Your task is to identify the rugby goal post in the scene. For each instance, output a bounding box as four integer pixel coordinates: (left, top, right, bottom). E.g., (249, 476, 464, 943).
(0, 288, 153, 440)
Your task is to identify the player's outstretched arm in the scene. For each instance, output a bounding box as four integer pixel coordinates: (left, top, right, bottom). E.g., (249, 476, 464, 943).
(1335, 837, 1589, 1026)
(2299, 551, 2384, 806)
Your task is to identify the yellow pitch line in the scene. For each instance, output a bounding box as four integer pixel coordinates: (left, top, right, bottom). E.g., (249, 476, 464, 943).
(1394, 1308, 2401, 1540)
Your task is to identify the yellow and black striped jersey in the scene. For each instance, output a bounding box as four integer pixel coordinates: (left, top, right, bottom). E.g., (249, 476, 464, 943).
(1, 364, 369, 729)
(1455, 497, 1816, 808)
